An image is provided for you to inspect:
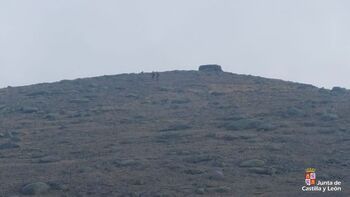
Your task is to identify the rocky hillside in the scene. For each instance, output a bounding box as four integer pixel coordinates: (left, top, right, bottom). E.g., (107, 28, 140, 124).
(0, 66, 349, 196)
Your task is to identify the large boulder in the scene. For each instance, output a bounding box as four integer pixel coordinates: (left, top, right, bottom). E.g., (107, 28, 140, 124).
(198, 64, 223, 72)
(21, 182, 50, 195)
(331, 86, 347, 95)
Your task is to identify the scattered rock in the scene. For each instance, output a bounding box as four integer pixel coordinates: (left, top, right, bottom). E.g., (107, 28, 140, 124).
(319, 88, 330, 94)
(170, 150, 193, 156)
(37, 156, 61, 163)
(195, 188, 205, 195)
(157, 87, 170, 92)
(210, 91, 225, 96)
(207, 169, 225, 180)
(220, 118, 275, 131)
(78, 166, 94, 173)
(213, 186, 231, 193)
(21, 182, 50, 195)
(128, 179, 145, 186)
(126, 94, 139, 99)
(215, 133, 239, 141)
(44, 113, 57, 121)
(318, 129, 334, 134)
(183, 169, 204, 175)
(184, 154, 219, 164)
(114, 159, 140, 167)
(237, 133, 258, 139)
(248, 167, 276, 175)
(160, 124, 192, 132)
(320, 112, 338, 121)
(220, 119, 257, 130)
(0, 104, 7, 110)
(266, 144, 284, 152)
(331, 87, 347, 95)
(170, 99, 191, 104)
(303, 121, 316, 127)
(280, 107, 305, 118)
(20, 107, 38, 114)
(0, 143, 20, 150)
(26, 91, 48, 97)
(48, 182, 68, 191)
(10, 136, 21, 142)
(239, 159, 265, 168)
(155, 132, 191, 143)
(256, 122, 277, 131)
(69, 98, 90, 104)
(3, 131, 19, 138)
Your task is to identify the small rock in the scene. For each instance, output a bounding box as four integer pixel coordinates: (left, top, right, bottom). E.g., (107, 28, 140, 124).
(44, 113, 57, 121)
(160, 124, 192, 132)
(69, 98, 90, 104)
(195, 188, 205, 195)
(184, 155, 218, 164)
(48, 182, 68, 191)
(26, 91, 48, 97)
(0, 143, 20, 150)
(214, 186, 231, 193)
(267, 144, 283, 151)
(239, 159, 265, 168)
(128, 179, 145, 186)
(211, 160, 226, 167)
(238, 133, 258, 139)
(10, 136, 21, 142)
(37, 156, 61, 163)
(21, 182, 50, 195)
(248, 167, 276, 175)
(114, 159, 140, 167)
(3, 131, 17, 138)
(0, 105, 6, 110)
(208, 169, 225, 180)
(283, 107, 305, 118)
(20, 107, 39, 113)
(331, 87, 347, 94)
(170, 99, 191, 104)
(210, 91, 225, 96)
(320, 113, 338, 121)
(78, 166, 93, 173)
(183, 169, 204, 175)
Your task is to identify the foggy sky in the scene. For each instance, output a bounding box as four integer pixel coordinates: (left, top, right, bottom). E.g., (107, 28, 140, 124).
(1, 0, 349, 88)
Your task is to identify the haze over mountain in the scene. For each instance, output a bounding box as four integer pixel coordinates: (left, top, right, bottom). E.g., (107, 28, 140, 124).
(1, 0, 350, 88)
(0, 66, 348, 196)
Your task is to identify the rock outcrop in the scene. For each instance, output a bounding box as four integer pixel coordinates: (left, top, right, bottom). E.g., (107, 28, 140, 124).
(198, 64, 223, 72)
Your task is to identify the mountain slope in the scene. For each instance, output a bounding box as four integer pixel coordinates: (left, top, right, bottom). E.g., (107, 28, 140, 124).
(0, 68, 349, 196)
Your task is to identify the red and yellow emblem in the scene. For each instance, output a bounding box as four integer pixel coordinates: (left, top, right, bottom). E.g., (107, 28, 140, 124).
(305, 168, 316, 186)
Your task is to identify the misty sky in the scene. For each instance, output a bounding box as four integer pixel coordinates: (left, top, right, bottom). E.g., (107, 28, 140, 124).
(1, 0, 349, 88)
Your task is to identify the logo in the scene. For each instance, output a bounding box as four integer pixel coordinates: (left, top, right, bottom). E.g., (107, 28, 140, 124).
(305, 168, 316, 186)
(301, 168, 342, 193)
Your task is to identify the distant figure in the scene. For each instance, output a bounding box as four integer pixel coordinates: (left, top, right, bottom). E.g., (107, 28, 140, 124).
(152, 72, 155, 80)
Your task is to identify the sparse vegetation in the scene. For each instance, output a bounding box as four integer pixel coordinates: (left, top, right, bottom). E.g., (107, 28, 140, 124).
(0, 69, 348, 196)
